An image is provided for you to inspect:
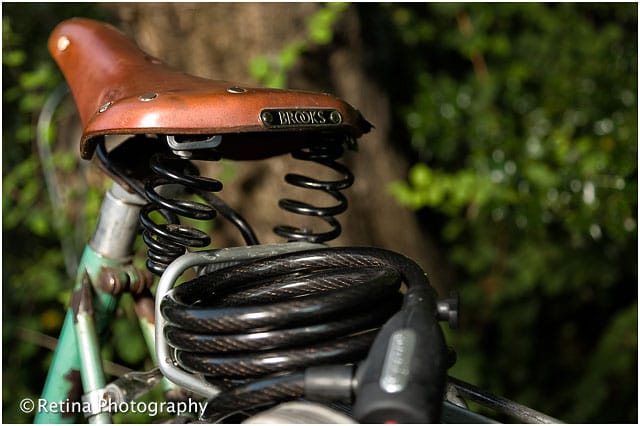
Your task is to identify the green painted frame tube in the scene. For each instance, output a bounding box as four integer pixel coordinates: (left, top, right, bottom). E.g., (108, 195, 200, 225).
(35, 183, 146, 424)
(76, 311, 111, 424)
(35, 309, 82, 423)
(35, 248, 121, 423)
(75, 274, 112, 424)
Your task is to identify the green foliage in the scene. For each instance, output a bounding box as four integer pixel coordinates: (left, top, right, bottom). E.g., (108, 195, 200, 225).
(249, 2, 348, 88)
(385, 3, 637, 422)
(4, 10, 73, 239)
(1, 5, 152, 423)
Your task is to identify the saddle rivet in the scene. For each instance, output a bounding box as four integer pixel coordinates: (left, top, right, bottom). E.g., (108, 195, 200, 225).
(57, 36, 70, 52)
(139, 93, 158, 102)
(98, 102, 113, 113)
(227, 87, 246, 94)
(260, 111, 274, 125)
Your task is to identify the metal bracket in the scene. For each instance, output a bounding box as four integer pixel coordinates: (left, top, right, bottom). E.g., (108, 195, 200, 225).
(166, 134, 222, 157)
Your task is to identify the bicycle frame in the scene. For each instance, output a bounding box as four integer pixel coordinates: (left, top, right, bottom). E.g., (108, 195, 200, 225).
(35, 184, 149, 424)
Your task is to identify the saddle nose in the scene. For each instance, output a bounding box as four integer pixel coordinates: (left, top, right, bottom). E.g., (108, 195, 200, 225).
(48, 18, 371, 160)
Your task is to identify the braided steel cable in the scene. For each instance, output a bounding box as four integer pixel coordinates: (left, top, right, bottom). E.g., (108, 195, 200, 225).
(160, 247, 441, 421)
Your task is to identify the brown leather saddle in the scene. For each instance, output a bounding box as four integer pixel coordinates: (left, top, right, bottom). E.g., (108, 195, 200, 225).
(48, 18, 371, 160)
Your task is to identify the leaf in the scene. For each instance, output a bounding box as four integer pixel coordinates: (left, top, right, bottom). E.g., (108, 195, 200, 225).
(523, 162, 560, 189)
(3, 49, 25, 67)
(249, 56, 271, 81)
(307, 2, 348, 45)
(278, 41, 305, 69)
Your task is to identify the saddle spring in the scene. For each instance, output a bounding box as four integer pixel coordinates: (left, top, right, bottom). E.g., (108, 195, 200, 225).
(139, 144, 223, 276)
(140, 134, 355, 275)
(274, 138, 354, 243)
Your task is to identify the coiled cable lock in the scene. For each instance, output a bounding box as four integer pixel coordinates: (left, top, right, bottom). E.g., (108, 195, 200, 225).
(155, 243, 447, 423)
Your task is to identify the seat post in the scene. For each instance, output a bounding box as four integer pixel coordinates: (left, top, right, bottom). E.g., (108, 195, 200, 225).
(90, 183, 146, 260)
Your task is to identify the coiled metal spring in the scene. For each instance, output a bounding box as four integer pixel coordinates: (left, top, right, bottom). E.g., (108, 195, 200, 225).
(140, 152, 222, 275)
(274, 142, 354, 243)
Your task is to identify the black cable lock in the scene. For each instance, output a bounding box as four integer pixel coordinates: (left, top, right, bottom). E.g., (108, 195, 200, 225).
(160, 247, 447, 422)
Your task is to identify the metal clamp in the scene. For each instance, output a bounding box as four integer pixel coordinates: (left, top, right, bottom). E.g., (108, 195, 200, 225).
(81, 388, 111, 418)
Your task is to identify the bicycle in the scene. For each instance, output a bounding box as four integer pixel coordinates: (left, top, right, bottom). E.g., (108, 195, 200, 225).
(33, 17, 560, 424)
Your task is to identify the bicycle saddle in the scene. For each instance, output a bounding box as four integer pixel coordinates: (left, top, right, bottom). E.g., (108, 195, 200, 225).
(48, 18, 371, 160)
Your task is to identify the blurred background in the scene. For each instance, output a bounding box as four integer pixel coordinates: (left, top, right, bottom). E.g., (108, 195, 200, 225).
(2, 3, 637, 423)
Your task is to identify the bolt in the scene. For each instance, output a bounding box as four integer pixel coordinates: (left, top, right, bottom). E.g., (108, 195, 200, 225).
(437, 293, 460, 329)
(330, 110, 343, 124)
(98, 268, 129, 295)
(128, 268, 154, 295)
(140, 269, 155, 288)
(57, 36, 70, 52)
